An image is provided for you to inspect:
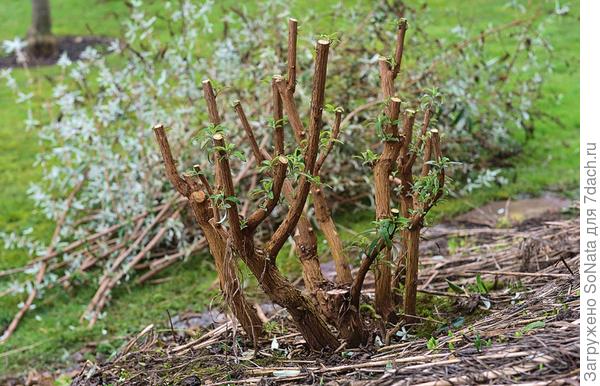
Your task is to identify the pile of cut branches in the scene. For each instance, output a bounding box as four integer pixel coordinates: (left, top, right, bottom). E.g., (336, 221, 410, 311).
(71, 216, 579, 385)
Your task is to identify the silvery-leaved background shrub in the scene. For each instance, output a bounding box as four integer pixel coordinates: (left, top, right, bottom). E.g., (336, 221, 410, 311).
(0, 0, 558, 316)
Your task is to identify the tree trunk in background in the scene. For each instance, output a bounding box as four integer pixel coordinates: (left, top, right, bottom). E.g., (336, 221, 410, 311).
(28, 0, 57, 58)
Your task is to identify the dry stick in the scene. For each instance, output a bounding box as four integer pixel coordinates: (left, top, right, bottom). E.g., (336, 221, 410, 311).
(83, 198, 178, 325)
(88, 208, 183, 326)
(1, 179, 84, 343)
(137, 240, 208, 284)
(462, 270, 571, 279)
(286, 18, 298, 94)
(1, 203, 173, 275)
(82, 152, 179, 320)
(266, 39, 330, 260)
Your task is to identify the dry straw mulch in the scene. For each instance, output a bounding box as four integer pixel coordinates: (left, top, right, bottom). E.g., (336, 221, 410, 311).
(72, 215, 580, 385)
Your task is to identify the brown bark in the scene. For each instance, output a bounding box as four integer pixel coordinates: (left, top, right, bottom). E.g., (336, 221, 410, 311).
(392, 19, 408, 79)
(312, 188, 352, 284)
(245, 156, 288, 232)
(266, 40, 330, 260)
(28, 0, 57, 58)
(153, 126, 263, 343)
(189, 192, 263, 343)
(202, 80, 224, 191)
(402, 227, 421, 322)
(233, 101, 262, 163)
(286, 18, 298, 94)
(272, 78, 285, 155)
(238, 245, 339, 350)
(372, 97, 401, 321)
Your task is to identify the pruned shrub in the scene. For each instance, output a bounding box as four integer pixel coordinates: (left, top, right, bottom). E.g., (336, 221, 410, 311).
(0, 0, 555, 341)
(155, 16, 446, 348)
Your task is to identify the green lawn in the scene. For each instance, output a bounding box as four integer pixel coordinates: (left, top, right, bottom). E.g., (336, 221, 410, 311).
(0, 0, 579, 376)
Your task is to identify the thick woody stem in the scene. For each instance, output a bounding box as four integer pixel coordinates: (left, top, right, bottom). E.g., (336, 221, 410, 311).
(213, 133, 245, 254)
(392, 111, 417, 305)
(202, 79, 223, 188)
(372, 97, 401, 321)
(312, 107, 351, 285)
(233, 100, 264, 163)
(340, 206, 399, 346)
(272, 78, 285, 155)
(153, 124, 190, 197)
(189, 191, 263, 343)
(402, 227, 421, 323)
(287, 18, 298, 94)
(245, 156, 288, 232)
(392, 18, 408, 79)
(267, 40, 330, 260)
(350, 209, 400, 309)
(405, 129, 444, 321)
(312, 188, 352, 284)
(398, 110, 417, 218)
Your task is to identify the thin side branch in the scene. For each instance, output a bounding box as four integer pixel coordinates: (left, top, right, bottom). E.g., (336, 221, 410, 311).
(153, 124, 190, 197)
(392, 18, 408, 79)
(287, 18, 298, 93)
(233, 100, 264, 163)
(272, 78, 285, 155)
(202, 79, 224, 187)
(315, 107, 343, 175)
(245, 156, 288, 232)
(274, 75, 305, 144)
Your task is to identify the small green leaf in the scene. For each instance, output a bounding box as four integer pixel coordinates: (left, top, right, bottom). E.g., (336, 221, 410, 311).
(522, 320, 545, 333)
(446, 279, 466, 294)
(426, 336, 437, 350)
(476, 274, 488, 294)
